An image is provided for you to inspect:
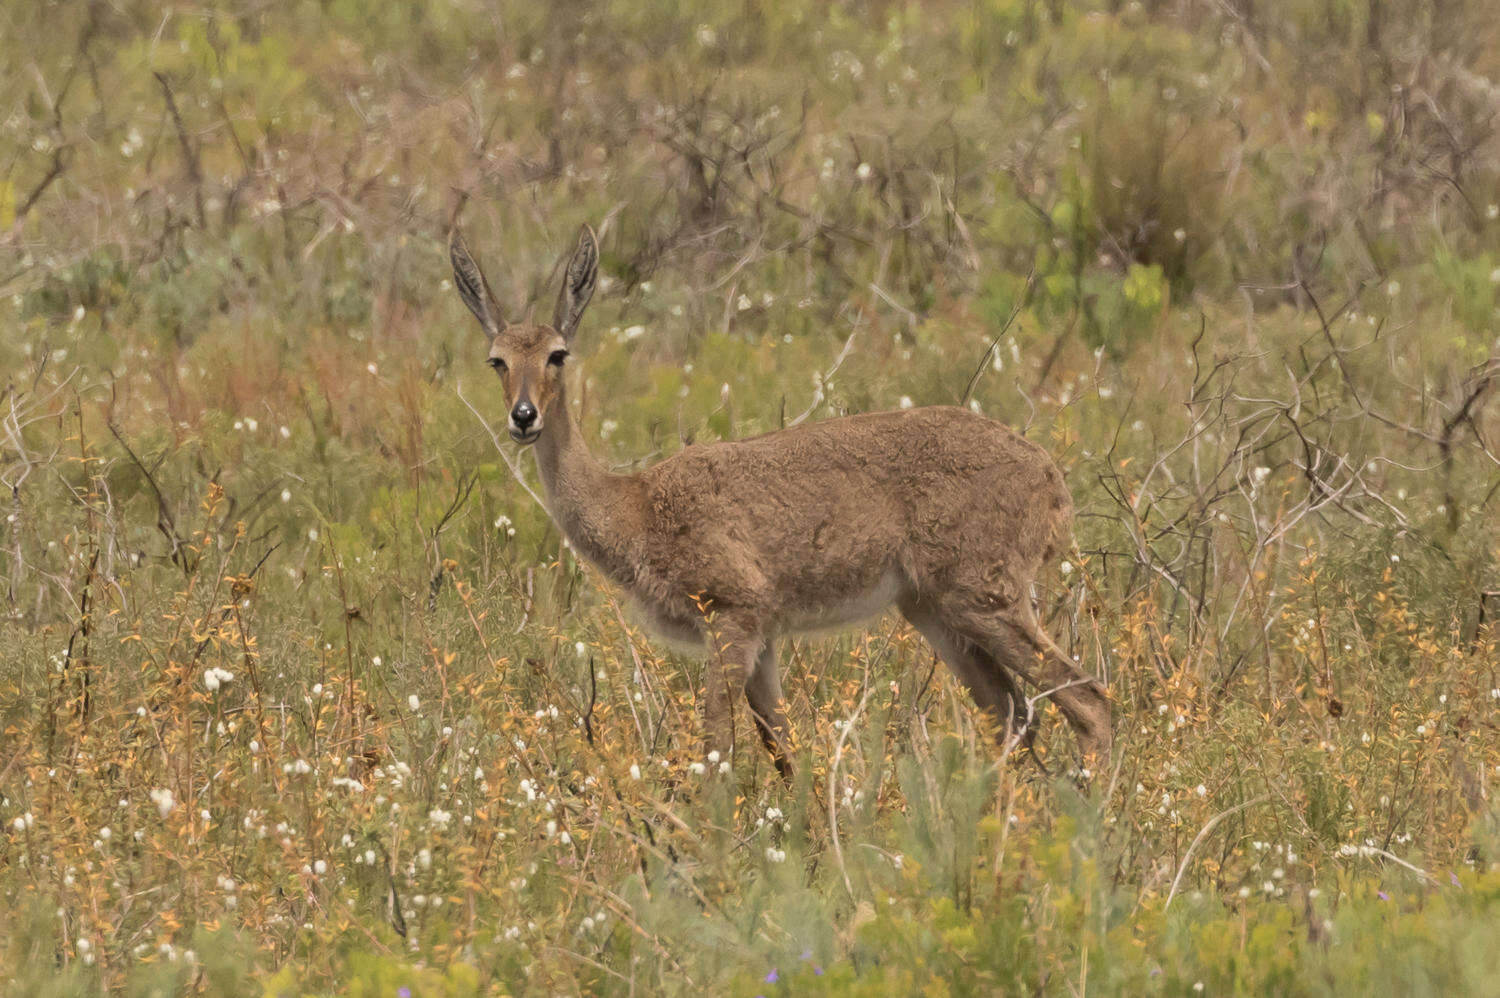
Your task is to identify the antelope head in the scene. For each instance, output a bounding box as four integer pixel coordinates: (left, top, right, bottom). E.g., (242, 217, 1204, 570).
(449, 224, 599, 445)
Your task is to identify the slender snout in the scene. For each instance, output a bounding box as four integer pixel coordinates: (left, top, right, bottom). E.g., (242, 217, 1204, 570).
(509, 400, 540, 443)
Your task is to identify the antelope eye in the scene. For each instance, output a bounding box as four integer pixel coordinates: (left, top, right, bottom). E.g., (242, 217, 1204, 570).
(547, 349, 569, 366)
(488, 356, 507, 372)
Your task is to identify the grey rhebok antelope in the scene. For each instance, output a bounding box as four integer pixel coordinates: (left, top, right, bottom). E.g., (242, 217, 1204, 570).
(449, 223, 1111, 777)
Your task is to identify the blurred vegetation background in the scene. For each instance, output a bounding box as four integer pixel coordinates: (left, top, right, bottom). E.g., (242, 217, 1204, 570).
(3, 0, 1500, 994)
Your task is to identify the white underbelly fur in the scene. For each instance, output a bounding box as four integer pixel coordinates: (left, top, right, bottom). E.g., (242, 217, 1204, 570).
(629, 602, 708, 654)
(626, 570, 906, 655)
(782, 569, 904, 636)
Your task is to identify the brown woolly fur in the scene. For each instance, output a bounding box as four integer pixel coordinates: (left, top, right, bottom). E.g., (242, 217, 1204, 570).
(451, 226, 1110, 775)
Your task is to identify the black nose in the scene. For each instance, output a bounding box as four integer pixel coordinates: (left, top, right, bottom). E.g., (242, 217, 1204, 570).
(511, 401, 537, 430)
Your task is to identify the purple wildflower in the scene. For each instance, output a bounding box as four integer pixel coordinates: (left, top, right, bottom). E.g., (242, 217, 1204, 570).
(765, 969, 779, 984)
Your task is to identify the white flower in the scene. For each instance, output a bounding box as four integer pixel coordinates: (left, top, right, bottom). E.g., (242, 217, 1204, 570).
(706, 750, 720, 764)
(736, 294, 752, 311)
(1173, 228, 1187, 243)
(856, 162, 872, 180)
(628, 764, 641, 780)
(1059, 561, 1074, 576)
(898, 396, 914, 409)
(765, 847, 787, 862)
(575, 641, 587, 657)
(689, 762, 706, 776)
(99, 826, 111, 841)
(1386, 280, 1400, 297)
(149, 788, 175, 819)
(366, 362, 378, 375)
(718, 761, 731, 774)
(203, 669, 220, 692)
(280, 425, 291, 439)
(408, 695, 420, 712)
(623, 324, 646, 340)
(428, 808, 452, 827)
(1489, 204, 1499, 220)
(280, 489, 291, 503)
(313, 859, 327, 875)
(695, 24, 717, 46)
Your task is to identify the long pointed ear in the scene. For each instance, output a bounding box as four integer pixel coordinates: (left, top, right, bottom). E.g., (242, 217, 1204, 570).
(449, 228, 505, 338)
(552, 224, 598, 342)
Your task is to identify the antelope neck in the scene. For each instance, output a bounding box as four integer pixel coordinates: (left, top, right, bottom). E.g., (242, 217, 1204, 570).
(530, 386, 642, 585)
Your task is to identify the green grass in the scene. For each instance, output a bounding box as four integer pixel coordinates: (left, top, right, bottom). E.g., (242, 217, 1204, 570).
(3, 1, 1500, 994)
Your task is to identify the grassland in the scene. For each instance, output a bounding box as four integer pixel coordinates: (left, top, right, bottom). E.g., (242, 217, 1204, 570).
(3, 1, 1500, 994)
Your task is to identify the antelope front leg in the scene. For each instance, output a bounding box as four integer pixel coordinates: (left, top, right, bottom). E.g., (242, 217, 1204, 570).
(747, 642, 793, 781)
(702, 620, 763, 767)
